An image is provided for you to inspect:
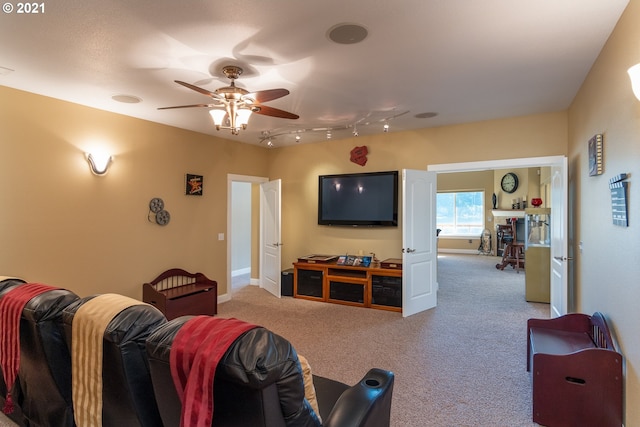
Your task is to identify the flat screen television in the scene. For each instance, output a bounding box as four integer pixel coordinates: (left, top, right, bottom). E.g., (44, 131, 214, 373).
(318, 170, 398, 227)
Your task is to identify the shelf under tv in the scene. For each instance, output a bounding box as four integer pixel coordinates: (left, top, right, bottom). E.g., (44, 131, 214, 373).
(292, 259, 403, 313)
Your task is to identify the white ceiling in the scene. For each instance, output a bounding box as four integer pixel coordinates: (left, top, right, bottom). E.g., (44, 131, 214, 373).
(0, 0, 629, 147)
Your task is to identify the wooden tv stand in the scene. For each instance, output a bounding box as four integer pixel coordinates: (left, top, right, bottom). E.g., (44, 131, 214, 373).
(293, 260, 402, 312)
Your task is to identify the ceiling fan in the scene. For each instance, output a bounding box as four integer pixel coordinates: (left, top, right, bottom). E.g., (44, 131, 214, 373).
(159, 65, 299, 135)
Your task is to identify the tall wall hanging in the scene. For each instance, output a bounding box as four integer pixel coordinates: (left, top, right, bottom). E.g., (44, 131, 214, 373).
(588, 134, 604, 176)
(609, 174, 628, 227)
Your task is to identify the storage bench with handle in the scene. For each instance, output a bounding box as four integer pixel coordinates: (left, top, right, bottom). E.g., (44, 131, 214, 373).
(142, 268, 217, 320)
(527, 311, 623, 427)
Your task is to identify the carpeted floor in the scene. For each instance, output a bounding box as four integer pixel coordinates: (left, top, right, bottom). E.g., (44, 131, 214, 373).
(220, 254, 549, 427)
(0, 254, 548, 426)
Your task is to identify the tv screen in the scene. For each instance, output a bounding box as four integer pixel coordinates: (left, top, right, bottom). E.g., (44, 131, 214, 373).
(318, 170, 398, 226)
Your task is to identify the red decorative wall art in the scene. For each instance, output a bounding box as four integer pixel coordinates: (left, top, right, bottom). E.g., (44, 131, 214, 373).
(350, 146, 368, 166)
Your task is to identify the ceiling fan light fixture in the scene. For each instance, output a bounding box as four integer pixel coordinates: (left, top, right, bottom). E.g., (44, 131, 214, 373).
(160, 65, 297, 137)
(236, 108, 253, 129)
(209, 109, 227, 129)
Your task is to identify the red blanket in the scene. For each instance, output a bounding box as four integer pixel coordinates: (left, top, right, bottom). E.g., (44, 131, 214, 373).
(170, 316, 257, 427)
(0, 283, 58, 413)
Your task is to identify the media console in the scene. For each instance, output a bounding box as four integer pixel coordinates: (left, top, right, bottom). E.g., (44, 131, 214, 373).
(293, 260, 402, 312)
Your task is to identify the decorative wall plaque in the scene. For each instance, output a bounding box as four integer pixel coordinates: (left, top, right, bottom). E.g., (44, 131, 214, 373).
(588, 134, 604, 176)
(609, 173, 628, 227)
(350, 146, 368, 166)
(185, 174, 203, 196)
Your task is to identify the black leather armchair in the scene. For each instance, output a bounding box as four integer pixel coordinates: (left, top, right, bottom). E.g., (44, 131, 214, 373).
(61, 295, 167, 427)
(0, 281, 78, 427)
(146, 316, 394, 427)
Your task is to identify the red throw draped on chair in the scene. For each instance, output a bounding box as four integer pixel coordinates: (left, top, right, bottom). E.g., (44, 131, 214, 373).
(0, 283, 59, 414)
(170, 316, 258, 427)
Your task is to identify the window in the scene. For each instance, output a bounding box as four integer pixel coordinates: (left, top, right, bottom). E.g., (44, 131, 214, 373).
(437, 191, 484, 236)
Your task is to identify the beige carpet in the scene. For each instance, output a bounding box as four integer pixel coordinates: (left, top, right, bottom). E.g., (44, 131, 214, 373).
(219, 254, 549, 427)
(0, 254, 548, 426)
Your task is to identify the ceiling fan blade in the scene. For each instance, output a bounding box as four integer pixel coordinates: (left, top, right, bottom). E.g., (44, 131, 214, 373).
(247, 88, 289, 103)
(174, 80, 220, 98)
(158, 103, 216, 110)
(253, 104, 299, 119)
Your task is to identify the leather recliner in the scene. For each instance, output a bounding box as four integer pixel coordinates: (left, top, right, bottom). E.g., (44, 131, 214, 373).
(146, 316, 395, 427)
(0, 280, 79, 427)
(61, 295, 167, 427)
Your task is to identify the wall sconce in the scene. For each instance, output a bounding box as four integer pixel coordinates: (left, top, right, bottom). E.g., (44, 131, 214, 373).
(628, 63, 640, 101)
(86, 152, 113, 176)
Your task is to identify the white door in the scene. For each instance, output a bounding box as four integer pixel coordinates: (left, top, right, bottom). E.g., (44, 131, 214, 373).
(402, 169, 438, 317)
(550, 157, 568, 317)
(260, 179, 282, 298)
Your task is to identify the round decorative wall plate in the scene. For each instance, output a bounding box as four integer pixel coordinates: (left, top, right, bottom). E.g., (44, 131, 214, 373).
(155, 209, 171, 226)
(149, 197, 164, 213)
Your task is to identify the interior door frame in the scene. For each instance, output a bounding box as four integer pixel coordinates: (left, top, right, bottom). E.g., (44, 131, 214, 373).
(260, 179, 282, 298)
(427, 155, 568, 315)
(402, 169, 438, 317)
(226, 174, 269, 303)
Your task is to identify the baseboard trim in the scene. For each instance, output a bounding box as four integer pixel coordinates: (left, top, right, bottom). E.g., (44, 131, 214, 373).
(438, 249, 480, 255)
(231, 267, 251, 277)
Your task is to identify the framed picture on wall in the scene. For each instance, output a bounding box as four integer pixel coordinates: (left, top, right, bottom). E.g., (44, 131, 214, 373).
(588, 134, 603, 176)
(185, 174, 203, 196)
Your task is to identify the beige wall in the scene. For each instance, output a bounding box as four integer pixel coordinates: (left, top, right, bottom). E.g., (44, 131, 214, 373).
(0, 86, 269, 298)
(2, 2, 639, 420)
(267, 111, 567, 267)
(568, 0, 640, 424)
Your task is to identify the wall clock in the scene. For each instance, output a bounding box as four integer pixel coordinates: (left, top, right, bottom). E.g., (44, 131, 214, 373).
(500, 172, 519, 194)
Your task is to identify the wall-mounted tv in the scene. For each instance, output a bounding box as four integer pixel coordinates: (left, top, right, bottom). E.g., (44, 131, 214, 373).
(318, 170, 398, 227)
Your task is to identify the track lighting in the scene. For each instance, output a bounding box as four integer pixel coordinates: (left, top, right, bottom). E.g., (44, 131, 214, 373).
(257, 109, 409, 144)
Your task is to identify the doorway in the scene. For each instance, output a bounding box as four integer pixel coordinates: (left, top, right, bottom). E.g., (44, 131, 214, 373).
(428, 155, 569, 317)
(230, 181, 252, 289)
(227, 174, 268, 296)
